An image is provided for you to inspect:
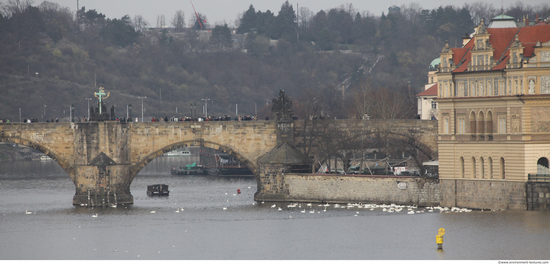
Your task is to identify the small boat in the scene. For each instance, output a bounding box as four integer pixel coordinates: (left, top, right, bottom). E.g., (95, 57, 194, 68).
(164, 149, 191, 156)
(210, 153, 253, 177)
(171, 162, 207, 175)
(40, 155, 52, 161)
(147, 184, 170, 196)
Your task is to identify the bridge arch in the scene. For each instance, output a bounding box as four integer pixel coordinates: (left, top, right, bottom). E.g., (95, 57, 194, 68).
(129, 140, 260, 183)
(0, 137, 75, 182)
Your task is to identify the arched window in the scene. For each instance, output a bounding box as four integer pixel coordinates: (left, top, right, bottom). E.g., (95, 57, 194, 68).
(470, 112, 476, 136)
(478, 111, 485, 137)
(480, 157, 485, 179)
(460, 157, 465, 178)
(489, 157, 493, 179)
(537, 157, 549, 175)
(486, 111, 493, 138)
(472, 157, 477, 178)
(500, 157, 505, 179)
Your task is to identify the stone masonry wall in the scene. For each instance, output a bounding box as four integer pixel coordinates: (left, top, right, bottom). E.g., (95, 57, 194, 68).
(284, 174, 441, 206)
(440, 179, 526, 210)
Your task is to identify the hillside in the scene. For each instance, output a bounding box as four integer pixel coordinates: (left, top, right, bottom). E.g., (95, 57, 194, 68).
(0, 1, 548, 122)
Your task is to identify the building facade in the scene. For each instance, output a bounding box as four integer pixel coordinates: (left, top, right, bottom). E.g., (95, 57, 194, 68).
(417, 58, 440, 120)
(436, 17, 550, 210)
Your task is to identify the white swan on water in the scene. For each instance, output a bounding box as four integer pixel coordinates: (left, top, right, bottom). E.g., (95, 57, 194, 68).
(91, 213, 98, 217)
(25, 210, 32, 215)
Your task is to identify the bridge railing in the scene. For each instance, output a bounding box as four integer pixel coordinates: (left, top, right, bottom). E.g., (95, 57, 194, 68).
(528, 174, 550, 182)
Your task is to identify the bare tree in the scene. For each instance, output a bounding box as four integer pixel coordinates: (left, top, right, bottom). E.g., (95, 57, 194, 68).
(353, 78, 375, 119)
(133, 15, 149, 33)
(156, 14, 166, 28)
(171, 10, 185, 33)
(1, 0, 34, 17)
(463, 2, 498, 25)
(388, 128, 437, 177)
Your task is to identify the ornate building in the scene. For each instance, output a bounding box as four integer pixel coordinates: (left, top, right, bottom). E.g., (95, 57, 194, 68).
(436, 17, 550, 210)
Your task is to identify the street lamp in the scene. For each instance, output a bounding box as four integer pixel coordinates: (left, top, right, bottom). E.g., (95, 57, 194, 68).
(137, 96, 146, 122)
(85, 98, 93, 120)
(202, 98, 210, 118)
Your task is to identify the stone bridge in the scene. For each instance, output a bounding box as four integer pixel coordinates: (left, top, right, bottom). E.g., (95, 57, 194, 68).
(0, 89, 438, 207)
(0, 120, 279, 206)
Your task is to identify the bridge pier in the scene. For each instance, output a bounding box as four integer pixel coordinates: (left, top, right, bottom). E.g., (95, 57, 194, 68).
(254, 142, 309, 202)
(72, 159, 133, 207)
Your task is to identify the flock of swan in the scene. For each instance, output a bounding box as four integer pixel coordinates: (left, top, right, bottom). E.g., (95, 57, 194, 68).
(264, 202, 475, 215)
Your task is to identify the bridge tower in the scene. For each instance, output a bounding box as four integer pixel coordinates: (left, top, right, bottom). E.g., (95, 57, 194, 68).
(255, 90, 309, 201)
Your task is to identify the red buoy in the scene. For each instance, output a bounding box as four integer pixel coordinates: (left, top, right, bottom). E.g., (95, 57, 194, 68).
(237, 189, 241, 194)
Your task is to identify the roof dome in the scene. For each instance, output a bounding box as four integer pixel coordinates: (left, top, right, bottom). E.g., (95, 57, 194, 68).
(488, 15, 517, 28)
(429, 58, 440, 71)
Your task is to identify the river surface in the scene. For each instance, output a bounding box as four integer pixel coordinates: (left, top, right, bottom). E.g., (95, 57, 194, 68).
(0, 156, 549, 260)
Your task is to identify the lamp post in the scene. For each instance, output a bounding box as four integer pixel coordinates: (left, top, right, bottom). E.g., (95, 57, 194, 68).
(85, 98, 93, 120)
(202, 98, 210, 118)
(137, 96, 146, 122)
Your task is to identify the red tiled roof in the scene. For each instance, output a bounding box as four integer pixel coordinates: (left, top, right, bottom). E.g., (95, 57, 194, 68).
(449, 24, 550, 73)
(517, 24, 550, 57)
(417, 83, 438, 97)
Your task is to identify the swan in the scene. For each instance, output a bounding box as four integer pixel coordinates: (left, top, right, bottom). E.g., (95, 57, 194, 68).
(300, 209, 306, 213)
(175, 208, 180, 213)
(150, 211, 156, 214)
(25, 210, 32, 215)
(306, 203, 312, 207)
(309, 210, 315, 213)
(223, 207, 227, 210)
(91, 213, 98, 217)
(407, 211, 415, 215)
(278, 207, 282, 211)
(271, 204, 277, 208)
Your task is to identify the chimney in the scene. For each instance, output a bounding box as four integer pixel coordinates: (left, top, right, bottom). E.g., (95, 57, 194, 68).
(462, 34, 471, 47)
(525, 14, 529, 26)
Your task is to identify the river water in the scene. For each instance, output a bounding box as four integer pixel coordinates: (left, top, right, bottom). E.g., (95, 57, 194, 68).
(0, 156, 549, 260)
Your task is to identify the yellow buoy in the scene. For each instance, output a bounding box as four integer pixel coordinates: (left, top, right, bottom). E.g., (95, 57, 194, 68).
(436, 228, 445, 250)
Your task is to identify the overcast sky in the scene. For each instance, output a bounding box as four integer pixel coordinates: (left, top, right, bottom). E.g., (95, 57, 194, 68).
(8, 0, 550, 27)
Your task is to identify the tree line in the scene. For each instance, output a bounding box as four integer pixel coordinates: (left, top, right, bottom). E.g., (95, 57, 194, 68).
(0, 0, 548, 123)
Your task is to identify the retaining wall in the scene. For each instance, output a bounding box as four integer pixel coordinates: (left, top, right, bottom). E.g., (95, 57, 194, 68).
(284, 174, 441, 206)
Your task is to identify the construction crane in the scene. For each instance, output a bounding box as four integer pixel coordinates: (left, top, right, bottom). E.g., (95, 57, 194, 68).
(190, 0, 204, 29)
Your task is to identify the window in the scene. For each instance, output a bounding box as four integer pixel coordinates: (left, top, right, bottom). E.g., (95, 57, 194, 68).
(458, 117, 465, 134)
(472, 157, 476, 178)
(500, 157, 505, 179)
(431, 101, 437, 109)
(537, 157, 549, 175)
(480, 157, 485, 179)
(479, 81, 484, 96)
(499, 117, 506, 134)
(460, 157, 465, 178)
(489, 157, 493, 179)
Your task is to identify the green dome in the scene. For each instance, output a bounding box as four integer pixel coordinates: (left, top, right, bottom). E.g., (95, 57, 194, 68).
(429, 58, 440, 70)
(491, 14, 515, 20)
